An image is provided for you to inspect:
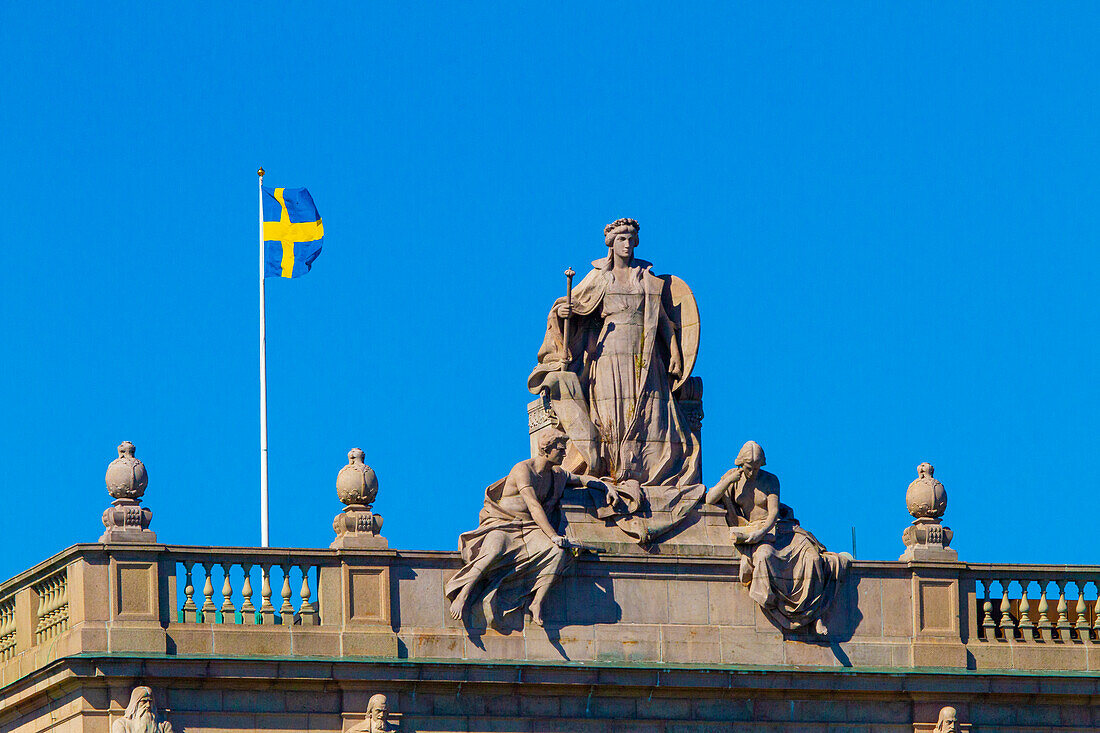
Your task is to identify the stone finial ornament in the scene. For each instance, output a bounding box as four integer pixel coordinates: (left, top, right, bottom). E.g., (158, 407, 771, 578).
(100, 442, 157, 543)
(336, 448, 378, 507)
(105, 441, 148, 499)
(331, 448, 387, 549)
(900, 462, 957, 562)
(112, 686, 173, 733)
(906, 462, 946, 519)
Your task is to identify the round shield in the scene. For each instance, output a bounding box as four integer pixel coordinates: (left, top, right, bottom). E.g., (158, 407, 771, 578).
(660, 274, 700, 393)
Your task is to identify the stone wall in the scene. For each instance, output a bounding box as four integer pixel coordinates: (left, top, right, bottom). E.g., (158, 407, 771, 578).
(6, 656, 1100, 732)
(5, 542, 1100, 731)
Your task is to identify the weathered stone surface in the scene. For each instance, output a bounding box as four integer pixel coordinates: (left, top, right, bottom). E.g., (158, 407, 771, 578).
(900, 463, 957, 562)
(528, 218, 701, 489)
(100, 442, 157, 543)
(912, 704, 971, 732)
(346, 693, 392, 733)
(445, 429, 619, 630)
(705, 441, 851, 636)
(112, 686, 173, 733)
(331, 449, 387, 550)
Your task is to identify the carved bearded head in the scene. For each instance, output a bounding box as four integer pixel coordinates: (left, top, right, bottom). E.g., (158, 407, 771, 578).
(934, 706, 958, 733)
(366, 694, 389, 733)
(122, 686, 158, 733)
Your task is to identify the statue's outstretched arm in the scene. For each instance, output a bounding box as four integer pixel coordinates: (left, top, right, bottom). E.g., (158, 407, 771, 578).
(566, 472, 623, 509)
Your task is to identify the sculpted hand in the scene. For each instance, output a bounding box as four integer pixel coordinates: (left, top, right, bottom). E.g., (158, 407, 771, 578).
(552, 535, 568, 548)
(730, 526, 761, 544)
(556, 303, 572, 319)
(669, 352, 683, 379)
(539, 371, 562, 395)
(605, 485, 623, 509)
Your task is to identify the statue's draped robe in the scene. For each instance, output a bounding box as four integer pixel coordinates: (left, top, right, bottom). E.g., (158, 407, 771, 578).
(731, 471, 850, 631)
(444, 465, 570, 631)
(112, 717, 173, 733)
(528, 258, 703, 526)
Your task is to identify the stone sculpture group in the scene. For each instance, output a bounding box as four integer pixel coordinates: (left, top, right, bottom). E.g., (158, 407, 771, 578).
(94, 217, 968, 733)
(449, 217, 851, 636)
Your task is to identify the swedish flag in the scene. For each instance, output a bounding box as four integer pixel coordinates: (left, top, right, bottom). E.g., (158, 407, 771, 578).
(262, 187, 323, 278)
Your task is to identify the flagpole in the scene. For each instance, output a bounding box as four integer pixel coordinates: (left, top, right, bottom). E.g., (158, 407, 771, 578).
(257, 167, 270, 548)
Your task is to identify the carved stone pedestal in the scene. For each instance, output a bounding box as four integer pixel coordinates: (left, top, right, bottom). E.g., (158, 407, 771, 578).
(900, 517, 957, 561)
(100, 498, 157, 543)
(560, 499, 739, 558)
(332, 504, 387, 549)
(528, 383, 703, 460)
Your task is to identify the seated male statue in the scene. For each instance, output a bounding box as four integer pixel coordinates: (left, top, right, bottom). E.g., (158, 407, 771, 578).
(706, 440, 850, 635)
(446, 428, 620, 628)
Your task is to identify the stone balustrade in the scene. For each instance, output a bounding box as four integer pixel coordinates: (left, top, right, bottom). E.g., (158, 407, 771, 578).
(0, 598, 15, 662)
(966, 565, 1100, 642)
(173, 553, 323, 625)
(31, 569, 68, 645)
(3, 541, 1100, 686)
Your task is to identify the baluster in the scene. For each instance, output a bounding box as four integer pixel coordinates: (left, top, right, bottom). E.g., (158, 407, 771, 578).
(997, 580, 1013, 639)
(1074, 582, 1089, 640)
(297, 566, 318, 625)
(50, 576, 63, 631)
(280, 565, 295, 621)
(1018, 582, 1033, 639)
(35, 582, 48, 641)
(259, 564, 276, 625)
(220, 563, 237, 624)
(1056, 581, 1072, 639)
(981, 581, 996, 638)
(181, 561, 197, 622)
(1037, 583, 1052, 641)
(0, 604, 14, 660)
(57, 575, 68, 632)
(35, 580, 52, 641)
(240, 564, 257, 625)
(200, 563, 216, 623)
(36, 582, 47, 629)
(981, 581, 990, 629)
(1093, 581, 1100, 640)
(1091, 581, 1100, 638)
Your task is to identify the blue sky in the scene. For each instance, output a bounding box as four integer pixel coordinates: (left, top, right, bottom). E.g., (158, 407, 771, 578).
(2, 3, 1097, 581)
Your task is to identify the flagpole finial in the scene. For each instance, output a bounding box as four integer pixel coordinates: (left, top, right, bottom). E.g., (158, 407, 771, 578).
(257, 167, 265, 178)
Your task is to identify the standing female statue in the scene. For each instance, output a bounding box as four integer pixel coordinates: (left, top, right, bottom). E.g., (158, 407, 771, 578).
(527, 218, 702, 513)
